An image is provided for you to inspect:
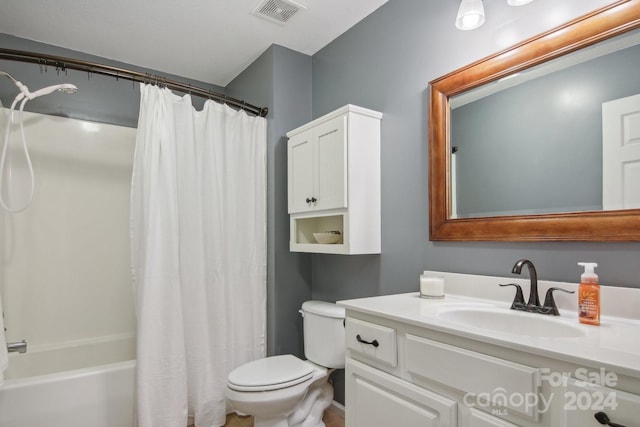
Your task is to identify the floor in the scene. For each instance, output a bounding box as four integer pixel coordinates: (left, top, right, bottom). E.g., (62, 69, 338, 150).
(221, 407, 345, 427)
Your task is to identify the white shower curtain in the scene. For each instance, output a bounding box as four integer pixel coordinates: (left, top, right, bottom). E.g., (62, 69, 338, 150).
(131, 84, 267, 427)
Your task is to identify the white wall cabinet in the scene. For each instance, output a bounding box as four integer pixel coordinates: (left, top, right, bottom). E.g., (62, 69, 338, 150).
(343, 310, 640, 427)
(287, 105, 381, 254)
(288, 114, 347, 213)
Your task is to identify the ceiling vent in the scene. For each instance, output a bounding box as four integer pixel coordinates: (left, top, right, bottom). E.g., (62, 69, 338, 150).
(252, 0, 306, 25)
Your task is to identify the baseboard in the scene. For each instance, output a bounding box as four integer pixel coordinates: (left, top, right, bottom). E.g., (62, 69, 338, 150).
(327, 400, 345, 417)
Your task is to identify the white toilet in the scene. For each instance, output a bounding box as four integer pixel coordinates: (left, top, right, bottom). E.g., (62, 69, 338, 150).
(226, 300, 345, 427)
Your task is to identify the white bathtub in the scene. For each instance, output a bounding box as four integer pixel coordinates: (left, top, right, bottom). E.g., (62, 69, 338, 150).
(0, 336, 136, 427)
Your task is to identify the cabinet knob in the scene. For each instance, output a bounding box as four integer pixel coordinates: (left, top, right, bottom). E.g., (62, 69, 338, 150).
(305, 197, 318, 204)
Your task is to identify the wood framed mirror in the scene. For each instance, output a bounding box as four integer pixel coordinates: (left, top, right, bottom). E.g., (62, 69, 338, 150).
(429, 0, 640, 241)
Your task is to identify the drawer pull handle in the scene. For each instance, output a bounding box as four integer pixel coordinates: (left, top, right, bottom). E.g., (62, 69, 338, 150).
(356, 334, 379, 347)
(595, 412, 627, 427)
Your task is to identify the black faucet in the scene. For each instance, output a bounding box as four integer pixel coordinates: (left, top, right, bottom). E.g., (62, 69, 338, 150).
(512, 259, 540, 307)
(500, 259, 574, 316)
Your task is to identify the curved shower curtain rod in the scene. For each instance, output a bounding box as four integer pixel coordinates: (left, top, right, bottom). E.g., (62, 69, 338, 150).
(0, 48, 269, 117)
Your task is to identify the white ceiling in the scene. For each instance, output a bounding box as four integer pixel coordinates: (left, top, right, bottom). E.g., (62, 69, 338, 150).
(0, 0, 389, 87)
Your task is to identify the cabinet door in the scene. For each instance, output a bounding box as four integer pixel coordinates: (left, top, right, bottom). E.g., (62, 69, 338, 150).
(563, 379, 640, 427)
(288, 130, 315, 213)
(314, 115, 347, 211)
(405, 334, 539, 420)
(346, 358, 457, 427)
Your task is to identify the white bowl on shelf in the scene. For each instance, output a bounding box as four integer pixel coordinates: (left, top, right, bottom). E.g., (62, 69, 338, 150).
(313, 232, 341, 244)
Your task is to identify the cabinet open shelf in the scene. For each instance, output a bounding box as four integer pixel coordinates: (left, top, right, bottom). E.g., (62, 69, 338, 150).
(293, 215, 344, 244)
(291, 213, 350, 254)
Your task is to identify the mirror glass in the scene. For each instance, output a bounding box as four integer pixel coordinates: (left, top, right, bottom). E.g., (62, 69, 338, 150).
(449, 29, 640, 219)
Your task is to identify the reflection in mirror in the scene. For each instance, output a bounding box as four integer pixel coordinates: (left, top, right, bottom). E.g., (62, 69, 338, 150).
(449, 29, 640, 219)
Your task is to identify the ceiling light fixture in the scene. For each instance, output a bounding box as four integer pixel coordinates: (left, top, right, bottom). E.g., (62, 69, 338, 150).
(455, 0, 485, 31)
(456, 0, 536, 31)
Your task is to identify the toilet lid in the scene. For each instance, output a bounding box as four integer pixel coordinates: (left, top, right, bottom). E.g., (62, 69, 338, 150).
(227, 355, 315, 392)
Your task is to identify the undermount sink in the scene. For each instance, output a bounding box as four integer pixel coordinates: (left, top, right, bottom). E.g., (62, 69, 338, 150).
(438, 307, 586, 338)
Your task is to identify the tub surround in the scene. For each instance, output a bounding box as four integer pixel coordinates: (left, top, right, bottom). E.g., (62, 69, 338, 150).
(0, 103, 136, 427)
(0, 108, 136, 364)
(4, 333, 135, 380)
(339, 271, 640, 426)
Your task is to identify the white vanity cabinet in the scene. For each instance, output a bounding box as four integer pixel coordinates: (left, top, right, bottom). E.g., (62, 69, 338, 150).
(342, 308, 640, 427)
(344, 314, 530, 427)
(287, 105, 381, 254)
(345, 318, 457, 426)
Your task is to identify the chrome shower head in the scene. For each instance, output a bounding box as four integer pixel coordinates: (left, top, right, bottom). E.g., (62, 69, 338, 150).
(28, 83, 78, 99)
(58, 84, 78, 94)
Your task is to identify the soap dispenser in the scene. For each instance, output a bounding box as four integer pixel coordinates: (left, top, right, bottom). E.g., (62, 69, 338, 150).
(577, 262, 600, 326)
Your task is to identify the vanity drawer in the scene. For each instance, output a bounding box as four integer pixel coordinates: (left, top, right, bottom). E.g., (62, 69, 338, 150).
(346, 358, 457, 427)
(346, 318, 397, 367)
(562, 378, 640, 427)
(405, 334, 539, 419)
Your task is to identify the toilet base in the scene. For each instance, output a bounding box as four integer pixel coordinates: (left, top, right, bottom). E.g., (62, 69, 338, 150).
(247, 373, 333, 427)
(288, 379, 333, 427)
(227, 363, 334, 427)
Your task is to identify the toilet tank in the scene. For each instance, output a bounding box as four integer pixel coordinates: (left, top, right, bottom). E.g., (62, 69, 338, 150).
(300, 301, 345, 369)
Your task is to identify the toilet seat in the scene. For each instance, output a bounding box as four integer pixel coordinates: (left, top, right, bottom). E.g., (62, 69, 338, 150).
(227, 355, 315, 392)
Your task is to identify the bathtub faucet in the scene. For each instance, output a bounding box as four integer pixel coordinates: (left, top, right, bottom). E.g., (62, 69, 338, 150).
(7, 340, 27, 353)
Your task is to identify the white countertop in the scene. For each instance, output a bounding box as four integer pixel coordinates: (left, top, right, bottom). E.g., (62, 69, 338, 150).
(338, 271, 640, 380)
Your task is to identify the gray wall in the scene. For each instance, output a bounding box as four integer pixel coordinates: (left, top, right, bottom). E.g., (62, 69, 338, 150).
(452, 44, 640, 217)
(0, 34, 224, 128)
(310, 0, 640, 307)
(227, 45, 313, 358)
(311, 0, 640, 402)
